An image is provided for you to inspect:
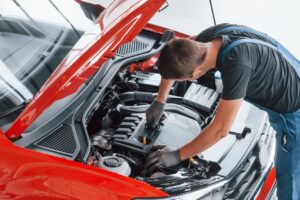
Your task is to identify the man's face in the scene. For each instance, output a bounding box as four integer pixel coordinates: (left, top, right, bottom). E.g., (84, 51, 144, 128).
(170, 65, 205, 82)
(170, 75, 199, 82)
(172, 76, 196, 82)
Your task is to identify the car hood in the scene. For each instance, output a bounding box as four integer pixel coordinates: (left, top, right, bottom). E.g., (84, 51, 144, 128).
(0, 130, 167, 199)
(6, 0, 165, 139)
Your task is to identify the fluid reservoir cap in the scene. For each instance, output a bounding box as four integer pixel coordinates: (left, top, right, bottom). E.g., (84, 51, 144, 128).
(98, 156, 131, 176)
(104, 157, 122, 168)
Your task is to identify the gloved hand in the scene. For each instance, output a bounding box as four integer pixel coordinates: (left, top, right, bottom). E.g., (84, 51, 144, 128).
(146, 101, 165, 129)
(144, 146, 181, 172)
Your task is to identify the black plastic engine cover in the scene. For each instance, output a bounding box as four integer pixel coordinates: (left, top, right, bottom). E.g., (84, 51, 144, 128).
(112, 111, 201, 155)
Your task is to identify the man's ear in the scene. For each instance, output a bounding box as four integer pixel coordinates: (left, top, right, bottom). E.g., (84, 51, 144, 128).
(191, 66, 205, 79)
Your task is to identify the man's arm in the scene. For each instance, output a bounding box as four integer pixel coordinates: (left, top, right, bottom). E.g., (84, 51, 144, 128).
(179, 63, 252, 158)
(146, 78, 174, 128)
(144, 98, 243, 170)
(179, 98, 243, 160)
(156, 78, 174, 103)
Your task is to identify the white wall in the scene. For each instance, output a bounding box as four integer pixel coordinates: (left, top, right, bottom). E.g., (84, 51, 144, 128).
(150, 0, 300, 58)
(1, 0, 299, 57)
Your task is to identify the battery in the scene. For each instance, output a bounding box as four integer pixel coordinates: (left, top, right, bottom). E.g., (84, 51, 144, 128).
(132, 72, 161, 87)
(183, 83, 219, 113)
(130, 72, 176, 93)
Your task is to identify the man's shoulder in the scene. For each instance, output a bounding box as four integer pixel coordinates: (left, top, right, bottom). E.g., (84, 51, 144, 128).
(216, 35, 253, 70)
(196, 23, 232, 42)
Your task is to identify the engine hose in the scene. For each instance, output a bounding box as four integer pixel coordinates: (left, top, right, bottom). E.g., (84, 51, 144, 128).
(117, 104, 204, 125)
(118, 91, 156, 104)
(118, 91, 198, 110)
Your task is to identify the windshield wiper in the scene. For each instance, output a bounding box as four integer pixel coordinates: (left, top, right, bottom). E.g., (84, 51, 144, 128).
(0, 99, 31, 120)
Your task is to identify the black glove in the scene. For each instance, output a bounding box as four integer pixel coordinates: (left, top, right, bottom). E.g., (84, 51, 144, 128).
(146, 101, 165, 129)
(144, 147, 181, 172)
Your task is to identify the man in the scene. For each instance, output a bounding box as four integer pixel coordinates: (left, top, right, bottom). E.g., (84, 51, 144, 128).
(144, 23, 300, 200)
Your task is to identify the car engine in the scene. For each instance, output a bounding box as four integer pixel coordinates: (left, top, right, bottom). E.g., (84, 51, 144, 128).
(86, 61, 221, 179)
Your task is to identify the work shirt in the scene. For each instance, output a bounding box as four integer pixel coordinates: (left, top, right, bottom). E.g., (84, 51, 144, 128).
(196, 23, 300, 113)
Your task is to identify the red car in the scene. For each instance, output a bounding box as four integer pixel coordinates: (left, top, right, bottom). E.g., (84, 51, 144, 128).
(0, 0, 276, 199)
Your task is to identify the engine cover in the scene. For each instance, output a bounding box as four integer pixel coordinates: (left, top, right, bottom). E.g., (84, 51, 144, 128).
(112, 111, 201, 155)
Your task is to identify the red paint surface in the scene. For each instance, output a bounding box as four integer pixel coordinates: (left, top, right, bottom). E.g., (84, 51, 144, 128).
(129, 55, 159, 73)
(256, 167, 276, 200)
(0, 131, 167, 199)
(144, 23, 190, 38)
(6, 0, 166, 139)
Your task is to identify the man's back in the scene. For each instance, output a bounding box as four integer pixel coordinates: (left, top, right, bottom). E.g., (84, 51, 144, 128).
(196, 23, 300, 113)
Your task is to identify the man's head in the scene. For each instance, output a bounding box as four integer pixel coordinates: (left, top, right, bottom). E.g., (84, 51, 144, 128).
(156, 38, 207, 80)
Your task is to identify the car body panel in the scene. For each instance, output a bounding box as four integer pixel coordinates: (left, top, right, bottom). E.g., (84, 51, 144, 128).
(144, 23, 190, 38)
(256, 167, 276, 200)
(6, 0, 165, 139)
(0, 130, 167, 199)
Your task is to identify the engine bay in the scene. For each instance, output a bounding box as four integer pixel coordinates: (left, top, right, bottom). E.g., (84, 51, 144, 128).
(11, 29, 274, 198)
(10, 29, 275, 198)
(85, 55, 221, 180)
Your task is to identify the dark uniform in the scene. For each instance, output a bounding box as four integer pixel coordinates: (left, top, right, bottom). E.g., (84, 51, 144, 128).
(196, 23, 300, 200)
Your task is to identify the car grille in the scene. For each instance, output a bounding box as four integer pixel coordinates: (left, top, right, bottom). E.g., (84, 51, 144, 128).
(225, 121, 275, 199)
(34, 124, 78, 156)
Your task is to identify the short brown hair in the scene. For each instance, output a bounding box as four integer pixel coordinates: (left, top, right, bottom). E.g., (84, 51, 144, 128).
(156, 38, 207, 79)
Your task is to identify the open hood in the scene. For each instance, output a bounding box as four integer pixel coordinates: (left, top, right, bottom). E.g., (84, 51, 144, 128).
(6, 0, 165, 139)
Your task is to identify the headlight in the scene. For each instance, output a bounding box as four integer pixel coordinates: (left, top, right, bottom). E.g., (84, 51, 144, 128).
(134, 180, 228, 200)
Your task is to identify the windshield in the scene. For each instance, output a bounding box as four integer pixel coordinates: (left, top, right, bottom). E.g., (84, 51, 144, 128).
(0, 0, 93, 128)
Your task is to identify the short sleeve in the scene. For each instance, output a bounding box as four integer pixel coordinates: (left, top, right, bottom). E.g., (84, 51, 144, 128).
(221, 63, 252, 100)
